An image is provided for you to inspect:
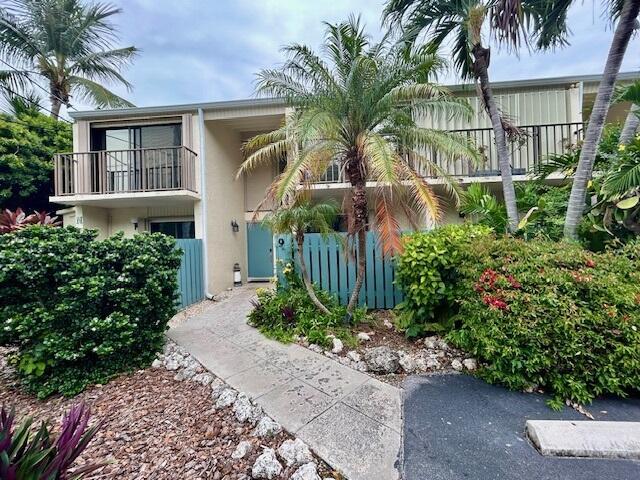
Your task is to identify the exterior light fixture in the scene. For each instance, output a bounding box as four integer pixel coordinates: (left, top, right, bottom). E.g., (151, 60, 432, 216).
(233, 263, 242, 286)
(231, 220, 239, 233)
(130, 217, 140, 230)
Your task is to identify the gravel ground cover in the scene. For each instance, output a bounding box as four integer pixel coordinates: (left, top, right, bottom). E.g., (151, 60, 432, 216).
(0, 346, 337, 480)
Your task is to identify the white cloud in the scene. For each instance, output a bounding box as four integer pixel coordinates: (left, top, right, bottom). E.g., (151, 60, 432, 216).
(69, 0, 639, 112)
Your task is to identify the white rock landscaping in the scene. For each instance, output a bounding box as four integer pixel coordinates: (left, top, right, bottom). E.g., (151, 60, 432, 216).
(251, 448, 283, 479)
(290, 462, 321, 480)
(155, 341, 331, 479)
(277, 438, 314, 467)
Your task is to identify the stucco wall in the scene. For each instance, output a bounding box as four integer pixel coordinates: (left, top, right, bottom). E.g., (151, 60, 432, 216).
(203, 121, 247, 294)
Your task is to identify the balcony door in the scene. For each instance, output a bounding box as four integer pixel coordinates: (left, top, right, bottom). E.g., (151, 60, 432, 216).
(90, 124, 182, 193)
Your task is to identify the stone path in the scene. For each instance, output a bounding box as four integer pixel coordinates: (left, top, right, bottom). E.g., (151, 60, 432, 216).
(168, 286, 402, 480)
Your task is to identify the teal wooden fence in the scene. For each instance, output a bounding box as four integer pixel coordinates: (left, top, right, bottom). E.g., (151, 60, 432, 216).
(275, 232, 403, 309)
(175, 239, 204, 309)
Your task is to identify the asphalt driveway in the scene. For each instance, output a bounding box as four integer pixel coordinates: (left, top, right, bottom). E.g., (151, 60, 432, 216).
(403, 375, 640, 480)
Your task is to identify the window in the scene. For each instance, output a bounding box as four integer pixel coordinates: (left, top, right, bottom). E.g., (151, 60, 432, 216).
(150, 220, 195, 239)
(89, 123, 183, 192)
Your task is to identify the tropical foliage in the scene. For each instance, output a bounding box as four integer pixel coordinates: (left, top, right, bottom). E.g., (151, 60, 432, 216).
(382, 0, 564, 232)
(0, 403, 103, 479)
(0, 208, 60, 234)
(395, 224, 492, 336)
(238, 16, 480, 312)
(262, 199, 340, 314)
(0, 108, 71, 211)
(0, 0, 138, 118)
(447, 235, 640, 408)
(0, 227, 181, 397)
(563, 0, 640, 238)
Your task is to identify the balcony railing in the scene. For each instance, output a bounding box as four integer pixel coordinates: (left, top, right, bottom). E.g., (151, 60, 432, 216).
(317, 122, 585, 183)
(54, 146, 198, 196)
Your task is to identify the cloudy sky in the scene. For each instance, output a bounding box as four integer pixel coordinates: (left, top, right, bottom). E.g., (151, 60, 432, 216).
(75, 0, 640, 111)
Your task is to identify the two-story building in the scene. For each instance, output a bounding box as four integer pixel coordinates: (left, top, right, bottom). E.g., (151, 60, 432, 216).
(51, 72, 639, 298)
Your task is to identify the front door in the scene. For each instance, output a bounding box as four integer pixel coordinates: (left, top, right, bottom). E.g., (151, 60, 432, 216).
(247, 223, 273, 279)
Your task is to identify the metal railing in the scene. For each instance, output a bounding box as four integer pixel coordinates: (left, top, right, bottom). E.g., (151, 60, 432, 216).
(316, 122, 585, 183)
(54, 146, 198, 196)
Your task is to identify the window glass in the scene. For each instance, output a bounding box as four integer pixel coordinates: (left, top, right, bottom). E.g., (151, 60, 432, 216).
(150, 221, 195, 239)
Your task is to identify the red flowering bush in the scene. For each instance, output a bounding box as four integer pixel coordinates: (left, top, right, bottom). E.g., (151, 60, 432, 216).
(447, 236, 640, 408)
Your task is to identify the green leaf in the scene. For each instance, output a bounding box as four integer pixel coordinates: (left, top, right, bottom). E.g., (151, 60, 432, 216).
(616, 196, 639, 210)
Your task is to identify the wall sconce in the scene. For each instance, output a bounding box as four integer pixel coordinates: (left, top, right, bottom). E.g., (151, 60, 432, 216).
(130, 217, 140, 230)
(231, 220, 239, 233)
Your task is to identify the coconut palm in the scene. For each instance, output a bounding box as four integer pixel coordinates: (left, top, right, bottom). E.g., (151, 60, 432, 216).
(562, 0, 640, 239)
(263, 200, 340, 314)
(383, 0, 550, 233)
(238, 17, 480, 313)
(616, 80, 640, 145)
(0, 0, 138, 118)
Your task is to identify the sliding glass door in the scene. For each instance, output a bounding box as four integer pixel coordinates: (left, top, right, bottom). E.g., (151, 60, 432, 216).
(90, 124, 182, 193)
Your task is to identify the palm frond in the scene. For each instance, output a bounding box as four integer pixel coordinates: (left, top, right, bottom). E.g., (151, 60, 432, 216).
(602, 156, 640, 198)
(375, 191, 403, 255)
(401, 162, 442, 224)
(69, 76, 134, 108)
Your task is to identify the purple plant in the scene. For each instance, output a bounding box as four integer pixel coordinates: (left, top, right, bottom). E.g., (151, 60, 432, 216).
(0, 403, 104, 479)
(281, 306, 296, 326)
(0, 208, 61, 234)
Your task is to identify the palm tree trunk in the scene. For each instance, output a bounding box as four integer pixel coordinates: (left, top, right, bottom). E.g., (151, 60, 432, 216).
(564, 0, 640, 239)
(346, 155, 367, 314)
(296, 235, 331, 315)
(619, 105, 640, 144)
(472, 44, 519, 233)
(50, 96, 61, 119)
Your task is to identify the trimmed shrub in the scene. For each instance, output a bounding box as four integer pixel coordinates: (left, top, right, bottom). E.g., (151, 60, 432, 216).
(0, 226, 181, 397)
(447, 236, 640, 407)
(394, 224, 492, 336)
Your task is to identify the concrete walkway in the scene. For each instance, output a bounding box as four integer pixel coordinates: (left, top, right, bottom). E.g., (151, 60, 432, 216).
(168, 286, 402, 480)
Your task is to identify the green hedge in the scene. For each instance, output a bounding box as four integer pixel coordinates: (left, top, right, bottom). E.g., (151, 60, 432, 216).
(0, 227, 182, 397)
(394, 224, 492, 336)
(396, 228, 640, 406)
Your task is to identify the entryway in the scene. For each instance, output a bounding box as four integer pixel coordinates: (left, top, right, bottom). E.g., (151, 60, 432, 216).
(247, 223, 273, 280)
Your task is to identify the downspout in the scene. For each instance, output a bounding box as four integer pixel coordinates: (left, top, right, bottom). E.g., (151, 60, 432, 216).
(198, 108, 215, 299)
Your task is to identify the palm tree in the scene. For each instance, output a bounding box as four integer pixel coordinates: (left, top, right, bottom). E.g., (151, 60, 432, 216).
(563, 0, 640, 239)
(238, 17, 480, 313)
(383, 0, 548, 233)
(263, 200, 340, 314)
(616, 80, 640, 145)
(0, 0, 138, 118)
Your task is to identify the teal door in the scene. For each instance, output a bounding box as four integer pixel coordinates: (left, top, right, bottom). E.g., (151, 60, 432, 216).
(247, 223, 273, 279)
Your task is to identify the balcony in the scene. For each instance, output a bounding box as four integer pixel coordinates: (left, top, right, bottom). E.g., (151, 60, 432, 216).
(52, 146, 199, 207)
(316, 122, 584, 184)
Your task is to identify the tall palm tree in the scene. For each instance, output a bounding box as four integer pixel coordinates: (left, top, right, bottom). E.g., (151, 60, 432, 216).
(263, 200, 340, 314)
(383, 0, 548, 233)
(238, 17, 480, 313)
(563, 0, 640, 239)
(0, 0, 138, 118)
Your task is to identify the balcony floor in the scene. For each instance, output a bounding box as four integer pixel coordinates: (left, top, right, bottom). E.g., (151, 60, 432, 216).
(50, 189, 200, 208)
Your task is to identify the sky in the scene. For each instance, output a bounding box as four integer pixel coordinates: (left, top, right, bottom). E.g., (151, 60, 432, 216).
(71, 0, 640, 112)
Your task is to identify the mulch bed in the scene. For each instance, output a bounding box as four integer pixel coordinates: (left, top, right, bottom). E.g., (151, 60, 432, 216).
(0, 349, 335, 479)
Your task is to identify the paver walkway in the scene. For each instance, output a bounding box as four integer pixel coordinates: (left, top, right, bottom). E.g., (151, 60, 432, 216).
(168, 286, 402, 480)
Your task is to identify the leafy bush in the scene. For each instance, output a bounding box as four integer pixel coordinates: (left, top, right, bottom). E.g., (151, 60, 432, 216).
(0, 403, 103, 479)
(394, 224, 492, 336)
(0, 110, 71, 212)
(0, 226, 181, 397)
(248, 264, 364, 347)
(446, 236, 640, 408)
